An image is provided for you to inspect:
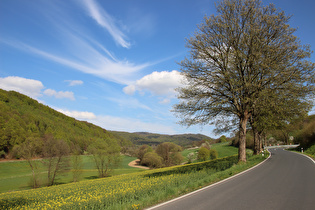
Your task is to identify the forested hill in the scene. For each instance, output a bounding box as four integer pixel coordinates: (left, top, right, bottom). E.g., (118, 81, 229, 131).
(112, 131, 214, 146)
(0, 89, 130, 155)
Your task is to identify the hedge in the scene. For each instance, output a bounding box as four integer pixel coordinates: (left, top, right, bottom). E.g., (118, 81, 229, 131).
(145, 155, 239, 177)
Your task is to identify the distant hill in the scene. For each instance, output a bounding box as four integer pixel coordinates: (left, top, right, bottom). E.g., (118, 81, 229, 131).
(0, 89, 129, 155)
(112, 131, 215, 146)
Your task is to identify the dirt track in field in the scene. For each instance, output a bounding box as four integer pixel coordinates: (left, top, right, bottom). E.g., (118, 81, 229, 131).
(128, 159, 149, 169)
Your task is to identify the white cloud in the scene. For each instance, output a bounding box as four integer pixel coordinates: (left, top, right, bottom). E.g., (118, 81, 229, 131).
(123, 70, 185, 96)
(65, 80, 83, 86)
(44, 89, 75, 100)
(0, 76, 44, 98)
(57, 109, 96, 120)
(80, 0, 130, 48)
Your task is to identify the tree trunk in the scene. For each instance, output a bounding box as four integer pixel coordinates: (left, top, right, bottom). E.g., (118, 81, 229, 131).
(258, 131, 264, 153)
(28, 160, 39, 188)
(239, 116, 248, 162)
(262, 133, 266, 150)
(253, 129, 260, 155)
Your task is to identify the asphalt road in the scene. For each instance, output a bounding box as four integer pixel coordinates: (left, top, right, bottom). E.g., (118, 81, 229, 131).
(148, 149, 315, 210)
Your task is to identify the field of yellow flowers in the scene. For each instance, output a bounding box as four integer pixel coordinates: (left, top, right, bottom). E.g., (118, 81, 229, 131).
(0, 154, 266, 209)
(0, 169, 198, 209)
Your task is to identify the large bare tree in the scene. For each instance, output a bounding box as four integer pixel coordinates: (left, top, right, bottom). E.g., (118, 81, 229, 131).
(174, 0, 314, 162)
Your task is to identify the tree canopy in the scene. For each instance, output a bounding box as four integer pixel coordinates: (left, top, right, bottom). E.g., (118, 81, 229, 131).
(174, 0, 315, 162)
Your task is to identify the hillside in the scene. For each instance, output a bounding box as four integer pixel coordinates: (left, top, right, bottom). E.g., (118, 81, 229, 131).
(112, 131, 214, 146)
(0, 89, 129, 155)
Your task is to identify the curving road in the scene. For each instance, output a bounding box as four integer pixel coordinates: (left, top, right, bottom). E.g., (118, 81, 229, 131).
(148, 149, 315, 210)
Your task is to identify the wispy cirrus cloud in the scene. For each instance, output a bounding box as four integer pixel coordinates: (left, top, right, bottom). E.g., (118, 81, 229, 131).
(0, 0, 150, 85)
(1, 36, 149, 85)
(80, 0, 131, 48)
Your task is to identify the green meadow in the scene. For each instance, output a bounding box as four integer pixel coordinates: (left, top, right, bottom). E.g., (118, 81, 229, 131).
(0, 143, 239, 194)
(0, 153, 267, 209)
(0, 155, 144, 193)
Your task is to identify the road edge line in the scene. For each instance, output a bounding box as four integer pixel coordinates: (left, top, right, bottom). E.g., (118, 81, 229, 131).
(146, 151, 272, 210)
(292, 151, 315, 164)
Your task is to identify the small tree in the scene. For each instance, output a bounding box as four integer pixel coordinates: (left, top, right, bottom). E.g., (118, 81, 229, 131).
(155, 142, 183, 166)
(88, 139, 121, 178)
(14, 137, 43, 188)
(71, 143, 83, 182)
(219, 135, 227, 143)
(42, 135, 70, 186)
(197, 147, 210, 161)
(209, 149, 218, 160)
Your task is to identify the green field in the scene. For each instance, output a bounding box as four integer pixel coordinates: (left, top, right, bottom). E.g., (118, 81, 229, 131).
(0, 155, 144, 193)
(0, 153, 267, 209)
(212, 142, 239, 158)
(1, 143, 239, 194)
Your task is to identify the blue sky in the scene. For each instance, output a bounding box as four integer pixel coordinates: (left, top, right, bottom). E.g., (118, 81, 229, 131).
(1, 0, 314, 138)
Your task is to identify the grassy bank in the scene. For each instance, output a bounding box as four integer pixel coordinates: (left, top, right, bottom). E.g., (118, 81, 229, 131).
(0, 153, 268, 209)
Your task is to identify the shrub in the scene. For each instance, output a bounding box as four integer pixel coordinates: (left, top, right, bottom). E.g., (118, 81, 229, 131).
(145, 155, 239, 178)
(142, 152, 164, 168)
(0, 150, 5, 158)
(209, 149, 218, 160)
(305, 144, 315, 157)
(137, 145, 153, 163)
(197, 147, 210, 161)
(170, 152, 184, 165)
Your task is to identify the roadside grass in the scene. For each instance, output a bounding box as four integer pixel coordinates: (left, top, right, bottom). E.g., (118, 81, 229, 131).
(0, 155, 144, 193)
(0, 153, 268, 210)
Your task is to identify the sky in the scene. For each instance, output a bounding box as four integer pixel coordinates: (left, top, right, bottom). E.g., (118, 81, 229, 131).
(1, 0, 314, 138)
